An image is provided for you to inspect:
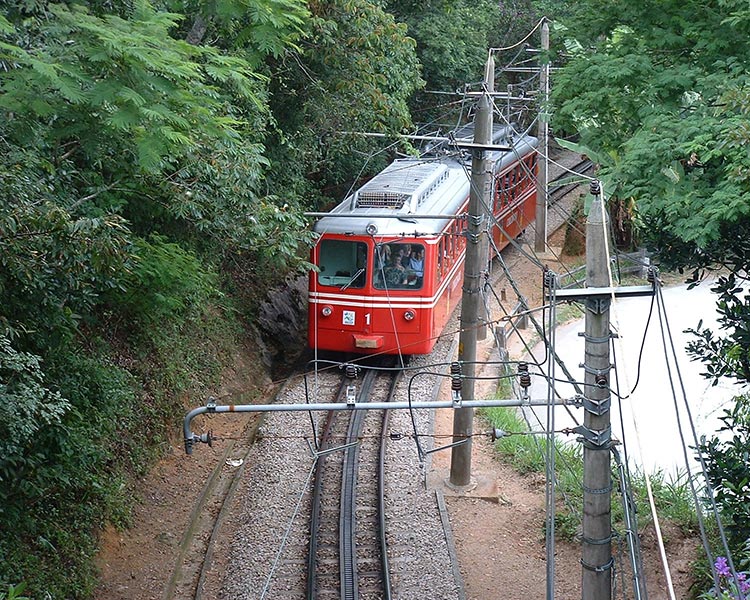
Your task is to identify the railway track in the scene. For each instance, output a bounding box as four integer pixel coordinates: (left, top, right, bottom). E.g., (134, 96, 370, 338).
(165, 155, 593, 600)
(168, 361, 408, 600)
(548, 157, 594, 205)
(162, 390, 271, 600)
(308, 360, 400, 600)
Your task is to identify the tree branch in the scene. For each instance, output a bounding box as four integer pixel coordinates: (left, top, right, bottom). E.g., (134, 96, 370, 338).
(186, 15, 209, 46)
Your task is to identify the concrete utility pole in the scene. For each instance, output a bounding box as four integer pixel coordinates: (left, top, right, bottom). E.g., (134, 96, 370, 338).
(449, 59, 494, 487)
(581, 181, 613, 600)
(534, 20, 550, 253)
(477, 53, 494, 342)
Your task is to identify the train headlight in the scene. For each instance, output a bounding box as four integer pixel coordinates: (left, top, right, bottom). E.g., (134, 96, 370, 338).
(404, 310, 415, 321)
(365, 222, 378, 236)
(321, 305, 333, 317)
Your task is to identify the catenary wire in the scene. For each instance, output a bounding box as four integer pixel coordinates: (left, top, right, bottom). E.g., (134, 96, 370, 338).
(599, 183, 677, 600)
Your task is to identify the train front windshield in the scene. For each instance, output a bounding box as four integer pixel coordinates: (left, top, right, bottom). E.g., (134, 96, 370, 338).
(373, 242, 424, 290)
(316, 240, 425, 290)
(317, 239, 367, 289)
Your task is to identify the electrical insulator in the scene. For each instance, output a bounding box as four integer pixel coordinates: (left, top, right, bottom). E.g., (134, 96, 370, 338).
(647, 266, 659, 285)
(491, 428, 507, 442)
(345, 363, 358, 380)
(450, 362, 462, 405)
(590, 179, 601, 197)
(518, 362, 531, 389)
(543, 269, 557, 290)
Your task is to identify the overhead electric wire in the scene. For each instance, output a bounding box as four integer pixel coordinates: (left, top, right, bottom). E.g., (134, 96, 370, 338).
(260, 458, 318, 600)
(490, 239, 585, 399)
(484, 103, 587, 288)
(610, 344, 648, 600)
(654, 283, 744, 598)
(489, 18, 547, 55)
(479, 245, 585, 521)
(598, 183, 676, 600)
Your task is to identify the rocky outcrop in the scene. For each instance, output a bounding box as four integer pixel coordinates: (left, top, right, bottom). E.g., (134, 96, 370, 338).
(256, 275, 309, 375)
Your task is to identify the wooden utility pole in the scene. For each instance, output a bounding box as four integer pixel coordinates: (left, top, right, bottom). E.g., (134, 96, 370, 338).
(581, 180, 613, 600)
(449, 58, 494, 487)
(534, 20, 550, 253)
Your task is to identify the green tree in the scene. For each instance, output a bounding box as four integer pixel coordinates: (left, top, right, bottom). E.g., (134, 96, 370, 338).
(384, 0, 558, 130)
(263, 0, 424, 202)
(552, 0, 750, 264)
(552, 0, 750, 575)
(0, 2, 315, 595)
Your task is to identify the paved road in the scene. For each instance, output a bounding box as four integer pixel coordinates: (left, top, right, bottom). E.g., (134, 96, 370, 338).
(527, 280, 741, 475)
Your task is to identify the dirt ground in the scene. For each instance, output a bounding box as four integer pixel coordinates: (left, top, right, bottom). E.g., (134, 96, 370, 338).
(95, 227, 699, 599)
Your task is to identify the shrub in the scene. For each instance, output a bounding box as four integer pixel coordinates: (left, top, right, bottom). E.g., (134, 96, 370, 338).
(697, 397, 750, 550)
(106, 234, 220, 326)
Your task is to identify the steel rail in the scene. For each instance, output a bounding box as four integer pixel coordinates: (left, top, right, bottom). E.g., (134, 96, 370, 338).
(339, 368, 378, 600)
(307, 379, 349, 600)
(548, 159, 594, 206)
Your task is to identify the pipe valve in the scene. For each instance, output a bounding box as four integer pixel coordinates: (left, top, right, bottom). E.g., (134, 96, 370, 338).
(184, 431, 213, 455)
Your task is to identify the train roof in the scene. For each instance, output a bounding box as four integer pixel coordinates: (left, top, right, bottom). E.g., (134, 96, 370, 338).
(313, 126, 538, 238)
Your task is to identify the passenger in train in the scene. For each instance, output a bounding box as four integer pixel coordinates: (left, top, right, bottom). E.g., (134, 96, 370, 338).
(375, 244, 391, 271)
(384, 250, 408, 286)
(398, 244, 411, 268)
(408, 247, 424, 277)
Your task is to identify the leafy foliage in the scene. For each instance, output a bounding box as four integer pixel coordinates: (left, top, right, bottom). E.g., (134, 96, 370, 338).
(552, 2, 750, 587)
(686, 275, 750, 386)
(263, 0, 423, 198)
(696, 399, 750, 547)
(387, 0, 546, 126)
(1, 2, 262, 173)
(0, 582, 29, 600)
(552, 0, 750, 264)
(0, 168, 131, 347)
(0, 0, 316, 595)
(1, 1, 310, 268)
(188, 0, 309, 60)
(107, 235, 220, 325)
(0, 336, 70, 510)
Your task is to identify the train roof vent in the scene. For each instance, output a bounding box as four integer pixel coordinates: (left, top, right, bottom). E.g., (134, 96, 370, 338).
(354, 160, 449, 211)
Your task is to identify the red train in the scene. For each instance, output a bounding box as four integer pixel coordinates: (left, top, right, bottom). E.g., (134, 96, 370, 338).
(308, 124, 538, 355)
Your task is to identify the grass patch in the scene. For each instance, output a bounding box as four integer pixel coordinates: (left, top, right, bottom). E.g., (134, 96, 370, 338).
(481, 404, 699, 542)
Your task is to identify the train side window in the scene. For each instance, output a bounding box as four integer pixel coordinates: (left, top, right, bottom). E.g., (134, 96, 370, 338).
(494, 174, 502, 211)
(438, 238, 445, 281)
(317, 239, 367, 288)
